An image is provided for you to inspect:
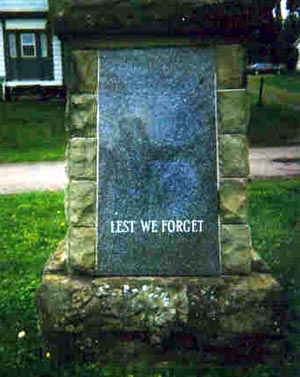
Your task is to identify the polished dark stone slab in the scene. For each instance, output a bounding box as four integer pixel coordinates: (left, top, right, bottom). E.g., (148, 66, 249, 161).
(97, 47, 220, 275)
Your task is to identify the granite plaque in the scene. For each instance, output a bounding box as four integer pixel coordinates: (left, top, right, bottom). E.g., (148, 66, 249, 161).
(97, 47, 220, 275)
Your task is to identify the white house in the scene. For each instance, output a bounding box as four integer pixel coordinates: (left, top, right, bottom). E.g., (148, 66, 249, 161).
(0, 0, 63, 99)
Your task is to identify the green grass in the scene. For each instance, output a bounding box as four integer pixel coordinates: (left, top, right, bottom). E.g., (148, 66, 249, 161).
(249, 179, 300, 291)
(0, 182, 300, 376)
(248, 73, 300, 96)
(248, 179, 300, 376)
(0, 74, 298, 162)
(247, 73, 300, 146)
(0, 101, 66, 163)
(0, 191, 66, 375)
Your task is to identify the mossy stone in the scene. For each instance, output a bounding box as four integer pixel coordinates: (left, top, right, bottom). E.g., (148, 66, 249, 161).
(217, 90, 248, 134)
(66, 94, 97, 137)
(219, 179, 247, 223)
(67, 180, 96, 226)
(219, 135, 249, 177)
(221, 224, 251, 274)
(68, 227, 95, 272)
(216, 45, 245, 89)
(67, 138, 97, 180)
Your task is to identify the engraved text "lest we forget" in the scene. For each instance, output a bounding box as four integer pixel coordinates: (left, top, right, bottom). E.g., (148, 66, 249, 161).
(110, 219, 204, 234)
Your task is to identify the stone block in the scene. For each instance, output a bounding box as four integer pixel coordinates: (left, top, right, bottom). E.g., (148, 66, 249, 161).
(43, 239, 67, 274)
(219, 179, 247, 223)
(67, 181, 96, 226)
(250, 249, 271, 273)
(219, 135, 249, 177)
(66, 94, 97, 137)
(216, 45, 245, 89)
(37, 273, 285, 362)
(68, 227, 96, 272)
(217, 90, 248, 134)
(221, 224, 251, 274)
(67, 50, 98, 94)
(67, 138, 97, 180)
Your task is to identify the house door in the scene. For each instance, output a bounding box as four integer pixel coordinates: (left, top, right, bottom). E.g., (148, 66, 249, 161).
(6, 31, 54, 81)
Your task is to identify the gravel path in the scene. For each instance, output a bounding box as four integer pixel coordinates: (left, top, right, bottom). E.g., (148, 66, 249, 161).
(250, 146, 300, 179)
(0, 161, 67, 194)
(0, 146, 299, 194)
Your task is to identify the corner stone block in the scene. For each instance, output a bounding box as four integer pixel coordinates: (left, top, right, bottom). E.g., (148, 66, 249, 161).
(67, 181, 96, 226)
(217, 90, 248, 134)
(221, 224, 251, 274)
(69, 227, 96, 272)
(217, 45, 245, 89)
(68, 50, 98, 94)
(219, 135, 249, 177)
(67, 138, 97, 180)
(66, 94, 97, 137)
(219, 179, 248, 223)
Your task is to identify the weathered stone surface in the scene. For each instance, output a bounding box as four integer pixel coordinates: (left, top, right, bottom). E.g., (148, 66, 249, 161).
(67, 180, 96, 226)
(68, 227, 95, 272)
(219, 179, 247, 223)
(49, 0, 277, 38)
(66, 94, 97, 137)
(219, 135, 249, 177)
(67, 138, 96, 180)
(36, 272, 285, 361)
(44, 239, 67, 274)
(66, 50, 98, 94)
(221, 224, 251, 274)
(187, 274, 282, 334)
(250, 249, 271, 273)
(216, 45, 245, 89)
(217, 90, 248, 134)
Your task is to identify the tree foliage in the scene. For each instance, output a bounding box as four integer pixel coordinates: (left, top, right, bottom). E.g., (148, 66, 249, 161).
(247, 0, 300, 70)
(287, 0, 300, 13)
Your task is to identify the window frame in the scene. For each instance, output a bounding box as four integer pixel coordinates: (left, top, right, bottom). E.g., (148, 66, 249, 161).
(20, 33, 37, 58)
(39, 32, 49, 58)
(8, 33, 17, 58)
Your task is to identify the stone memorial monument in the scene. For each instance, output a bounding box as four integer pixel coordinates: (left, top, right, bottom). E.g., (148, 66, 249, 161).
(37, 0, 285, 365)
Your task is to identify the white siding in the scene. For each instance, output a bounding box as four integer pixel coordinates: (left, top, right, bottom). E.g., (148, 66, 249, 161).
(297, 44, 300, 71)
(6, 19, 47, 30)
(0, 21, 5, 78)
(0, 0, 48, 12)
(52, 35, 63, 85)
(7, 80, 62, 87)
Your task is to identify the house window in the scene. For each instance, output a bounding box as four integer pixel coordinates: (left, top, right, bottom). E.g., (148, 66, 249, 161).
(9, 33, 17, 58)
(21, 33, 36, 57)
(40, 33, 48, 58)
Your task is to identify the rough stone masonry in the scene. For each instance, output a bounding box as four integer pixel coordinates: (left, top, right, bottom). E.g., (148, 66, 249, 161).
(37, 0, 286, 366)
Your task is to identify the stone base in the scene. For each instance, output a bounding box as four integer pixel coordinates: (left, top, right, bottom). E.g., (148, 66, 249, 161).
(37, 256, 286, 366)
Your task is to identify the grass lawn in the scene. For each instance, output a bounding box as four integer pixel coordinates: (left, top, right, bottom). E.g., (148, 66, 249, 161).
(247, 73, 300, 146)
(0, 73, 298, 163)
(0, 191, 66, 375)
(0, 101, 66, 163)
(248, 179, 300, 376)
(0, 180, 300, 376)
